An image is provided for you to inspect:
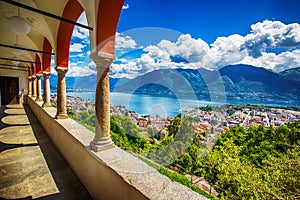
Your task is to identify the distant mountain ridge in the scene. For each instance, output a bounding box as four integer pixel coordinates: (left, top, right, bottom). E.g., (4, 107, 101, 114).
(50, 64, 300, 103)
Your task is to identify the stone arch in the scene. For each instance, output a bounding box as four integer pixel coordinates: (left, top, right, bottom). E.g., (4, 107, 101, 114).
(96, 0, 124, 54)
(42, 38, 52, 73)
(35, 54, 42, 75)
(56, 0, 84, 68)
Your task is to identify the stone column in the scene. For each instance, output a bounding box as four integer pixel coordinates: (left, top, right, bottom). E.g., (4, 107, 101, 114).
(90, 52, 115, 151)
(28, 77, 32, 97)
(32, 76, 37, 98)
(55, 67, 68, 119)
(42, 72, 51, 108)
(35, 74, 43, 101)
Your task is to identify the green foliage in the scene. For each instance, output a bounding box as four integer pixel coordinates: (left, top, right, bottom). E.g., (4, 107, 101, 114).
(168, 113, 182, 136)
(198, 105, 213, 111)
(69, 105, 300, 199)
(197, 121, 300, 199)
(110, 114, 148, 152)
(158, 168, 215, 199)
(67, 108, 75, 118)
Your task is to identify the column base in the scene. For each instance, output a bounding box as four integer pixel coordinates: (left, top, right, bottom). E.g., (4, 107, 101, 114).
(35, 97, 43, 102)
(90, 138, 115, 152)
(42, 102, 52, 108)
(55, 113, 68, 119)
(31, 95, 37, 98)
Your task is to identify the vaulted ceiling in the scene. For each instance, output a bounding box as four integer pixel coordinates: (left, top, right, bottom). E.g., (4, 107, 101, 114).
(0, 0, 99, 69)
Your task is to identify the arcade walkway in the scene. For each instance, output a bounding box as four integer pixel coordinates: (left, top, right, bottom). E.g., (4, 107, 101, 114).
(0, 104, 92, 200)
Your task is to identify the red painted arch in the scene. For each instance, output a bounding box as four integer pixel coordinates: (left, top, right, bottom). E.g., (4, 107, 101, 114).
(28, 66, 31, 77)
(56, 0, 84, 68)
(42, 38, 52, 73)
(96, 0, 124, 54)
(31, 64, 35, 77)
(35, 54, 42, 75)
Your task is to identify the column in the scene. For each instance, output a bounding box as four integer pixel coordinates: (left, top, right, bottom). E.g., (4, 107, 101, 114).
(28, 77, 32, 97)
(55, 67, 68, 119)
(42, 72, 51, 108)
(32, 76, 37, 98)
(90, 52, 115, 151)
(35, 74, 43, 101)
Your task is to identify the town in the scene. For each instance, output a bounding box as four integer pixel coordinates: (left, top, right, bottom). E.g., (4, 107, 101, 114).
(52, 95, 300, 144)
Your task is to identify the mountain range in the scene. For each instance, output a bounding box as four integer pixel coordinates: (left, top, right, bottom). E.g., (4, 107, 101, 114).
(50, 64, 300, 103)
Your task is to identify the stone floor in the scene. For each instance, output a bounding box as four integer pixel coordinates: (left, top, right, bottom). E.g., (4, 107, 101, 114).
(0, 104, 93, 200)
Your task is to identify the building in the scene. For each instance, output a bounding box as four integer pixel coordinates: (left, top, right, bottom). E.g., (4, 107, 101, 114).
(0, 1, 207, 199)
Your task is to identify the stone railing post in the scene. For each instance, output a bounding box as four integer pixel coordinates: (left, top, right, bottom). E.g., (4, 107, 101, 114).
(35, 74, 43, 101)
(90, 52, 115, 151)
(28, 76, 32, 97)
(55, 67, 68, 119)
(42, 72, 51, 108)
(32, 75, 37, 98)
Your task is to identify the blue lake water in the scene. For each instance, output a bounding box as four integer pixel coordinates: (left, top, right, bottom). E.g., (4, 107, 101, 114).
(66, 91, 299, 117)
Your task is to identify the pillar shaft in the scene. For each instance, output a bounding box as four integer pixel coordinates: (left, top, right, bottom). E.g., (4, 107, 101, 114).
(42, 72, 51, 108)
(55, 67, 68, 119)
(32, 76, 37, 98)
(28, 77, 32, 97)
(35, 74, 43, 101)
(90, 52, 115, 151)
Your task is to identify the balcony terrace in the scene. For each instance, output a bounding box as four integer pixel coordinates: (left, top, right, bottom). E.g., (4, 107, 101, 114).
(0, 0, 208, 199)
(0, 104, 92, 199)
(0, 98, 208, 200)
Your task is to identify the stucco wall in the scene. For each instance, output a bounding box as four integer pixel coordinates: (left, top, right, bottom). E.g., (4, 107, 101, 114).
(27, 96, 207, 200)
(0, 69, 28, 105)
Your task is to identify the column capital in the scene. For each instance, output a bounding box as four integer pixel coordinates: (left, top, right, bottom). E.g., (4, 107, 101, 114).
(43, 72, 51, 79)
(90, 51, 115, 67)
(36, 74, 42, 78)
(55, 67, 68, 74)
(28, 76, 32, 80)
(31, 75, 36, 79)
(43, 71, 51, 75)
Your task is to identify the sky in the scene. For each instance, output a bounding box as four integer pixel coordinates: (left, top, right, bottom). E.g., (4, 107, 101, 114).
(54, 0, 300, 78)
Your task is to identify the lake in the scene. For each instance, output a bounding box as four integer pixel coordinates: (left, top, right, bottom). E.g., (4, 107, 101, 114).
(65, 91, 300, 117)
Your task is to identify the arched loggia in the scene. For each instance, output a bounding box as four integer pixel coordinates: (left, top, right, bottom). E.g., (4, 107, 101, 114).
(31, 63, 37, 98)
(35, 54, 43, 102)
(27, 66, 33, 97)
(90, 0, 124, 151)
(42, 38, 52, 107)
(52, 0, 124, 152)
(55, 0, 84, 119)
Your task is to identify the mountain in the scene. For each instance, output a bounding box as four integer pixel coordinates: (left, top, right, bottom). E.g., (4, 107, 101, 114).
(280, 67, 300, 82)
(111, 64, 300, 102)
(49, 65, 300, 103)
(50, 74, 96, 90)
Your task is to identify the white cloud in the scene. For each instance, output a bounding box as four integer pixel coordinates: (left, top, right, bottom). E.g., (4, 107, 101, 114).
(50, 58, 56, 75)
(73, 27, 89, 39)
(111, 34, 215, 78)
(240, 49, 300, 72)
(70, 43, 85, 52)
(122, 3, 129, 10)
(70, 53, 84, 57)
(72, 12, 90, 39)
(209, 34, 247, 67)
(103, 20, 300, 78)
(242, 20, 300, 58)
(77, 12, 88, 25)
(115, 33, 137, 49)
(67, 62, 96, 77)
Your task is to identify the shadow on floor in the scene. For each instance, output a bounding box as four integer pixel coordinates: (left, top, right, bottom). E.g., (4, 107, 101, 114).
(0, 104, 93, 200)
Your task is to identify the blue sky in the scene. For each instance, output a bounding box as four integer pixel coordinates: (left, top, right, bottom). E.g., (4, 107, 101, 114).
(55, 0, 300, 78)
(119, 0, 300, 44)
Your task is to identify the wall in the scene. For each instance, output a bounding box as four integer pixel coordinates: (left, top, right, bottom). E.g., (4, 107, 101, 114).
(0, 69, 28, 105)
(27, 96, 207, 200)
